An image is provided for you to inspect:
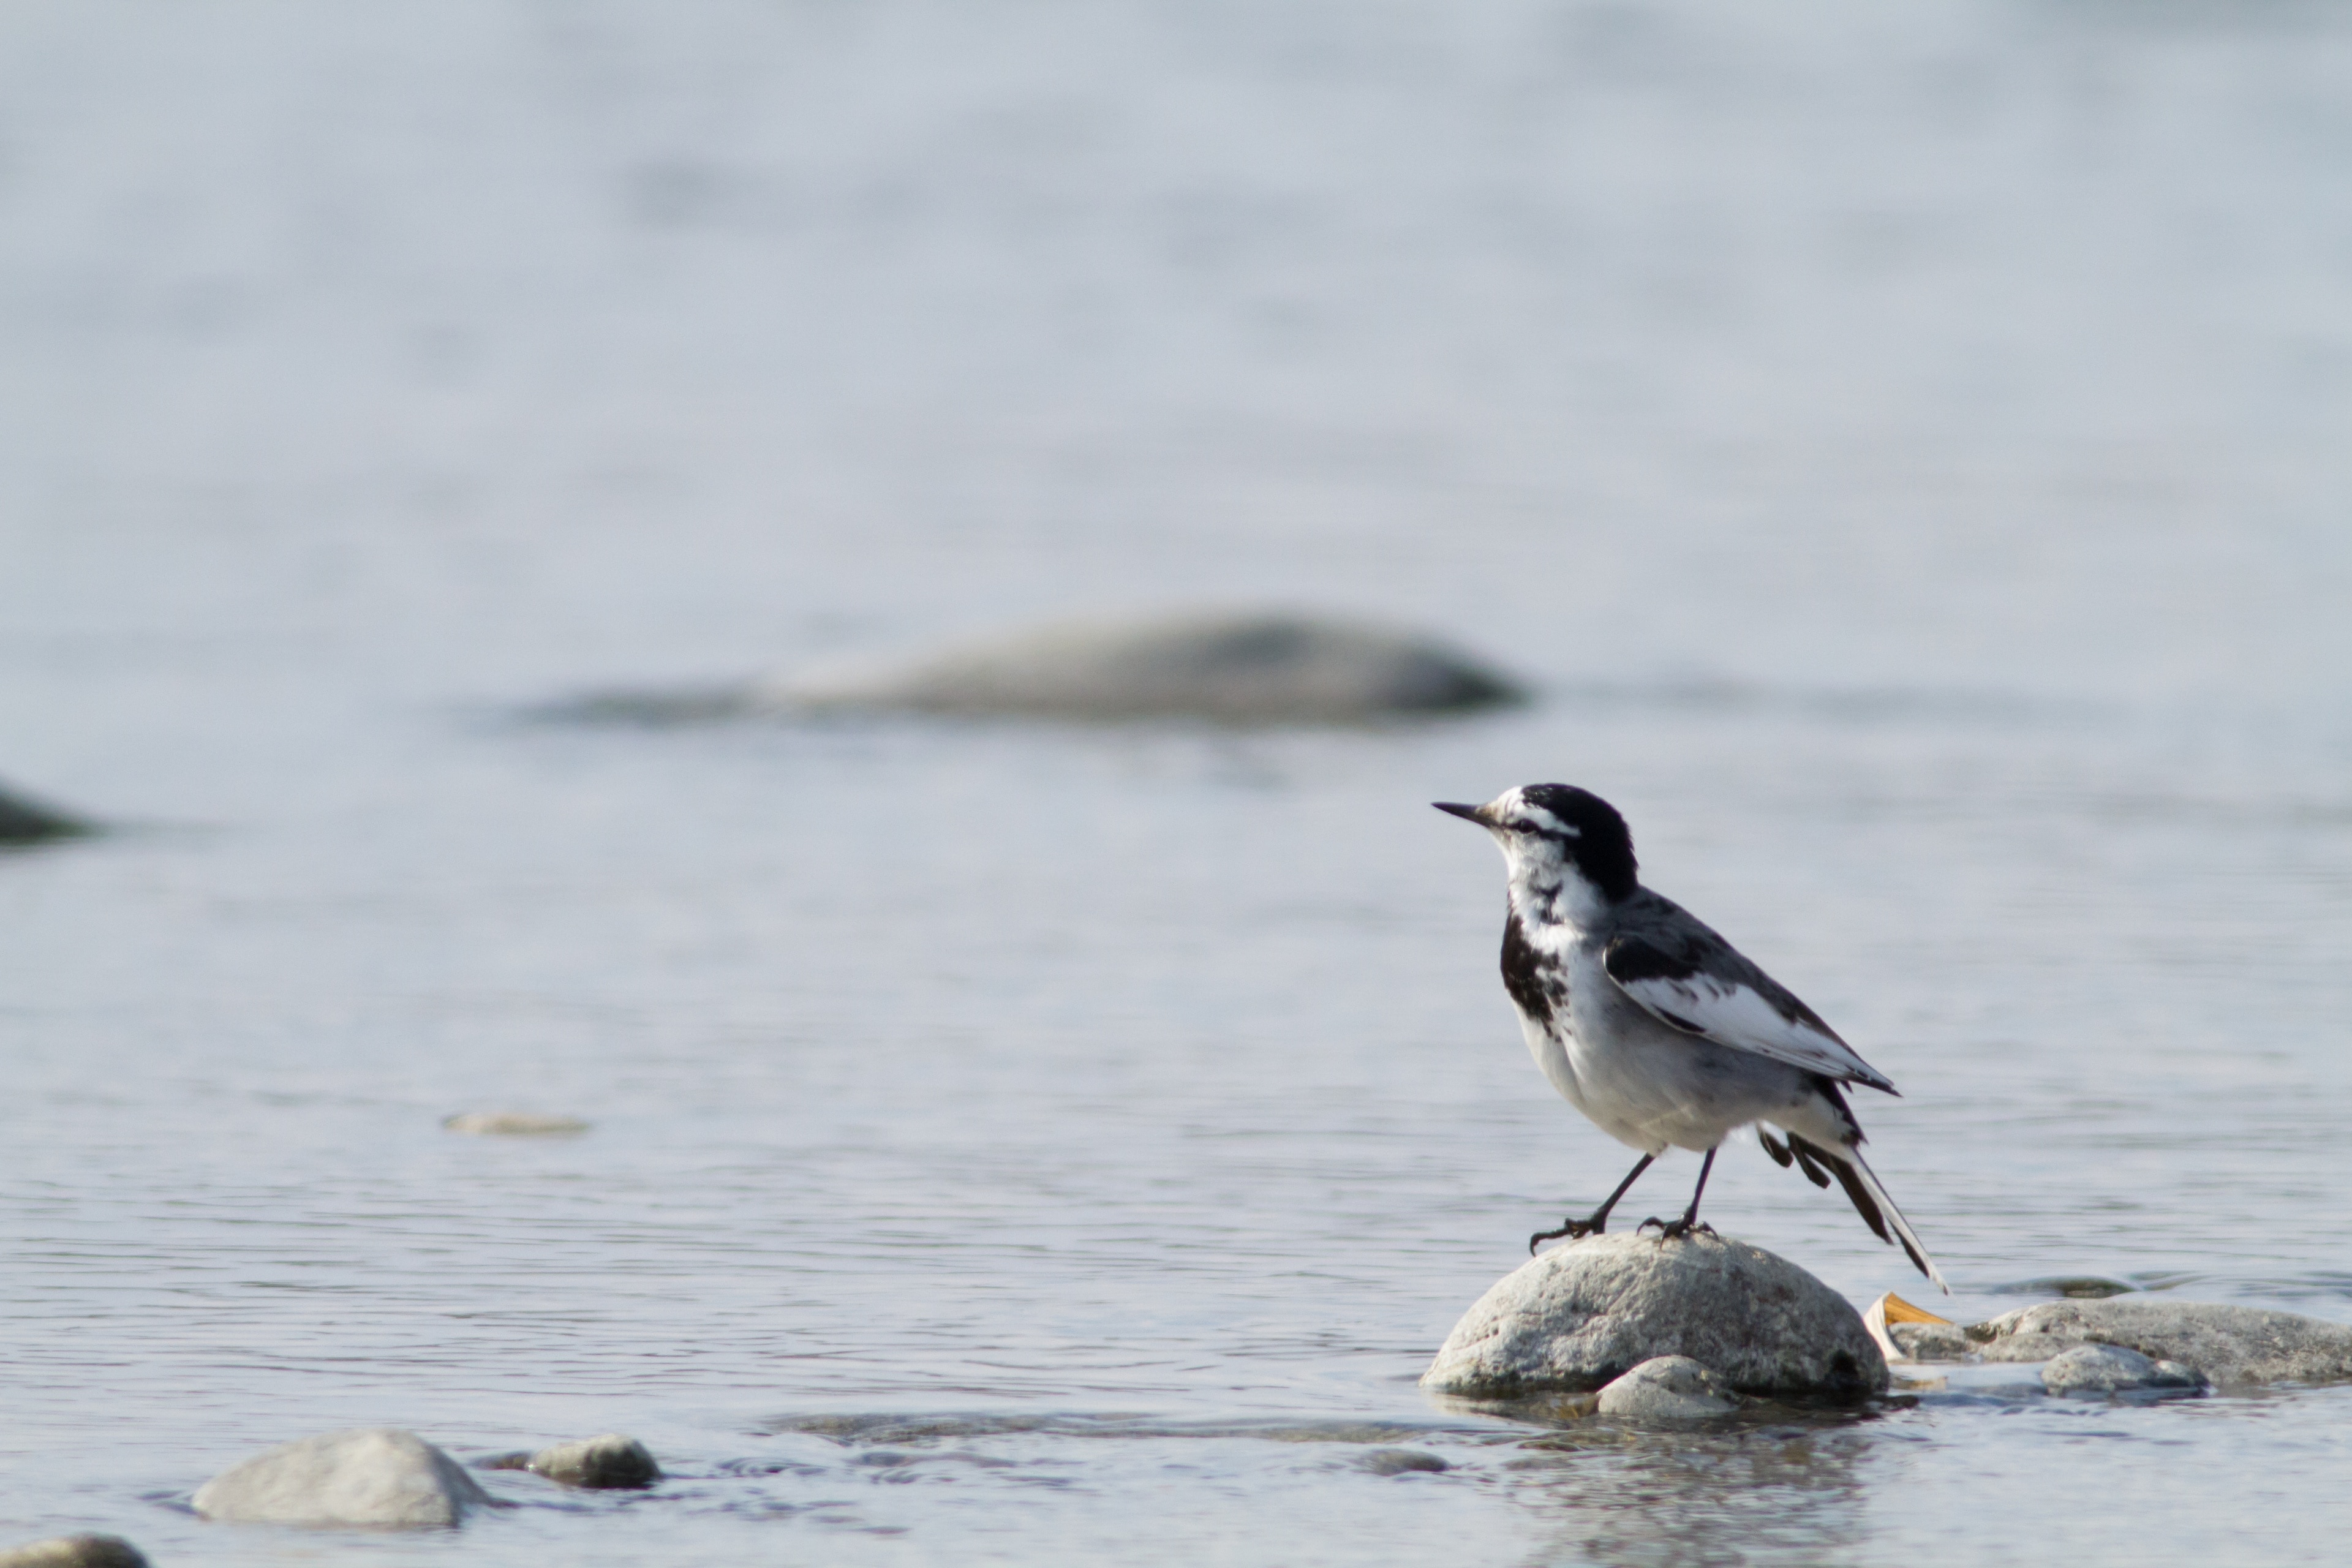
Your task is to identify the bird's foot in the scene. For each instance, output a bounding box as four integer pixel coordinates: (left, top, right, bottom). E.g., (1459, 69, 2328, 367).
(1528, 1215, 1609, 1254)
(1637, 1215, 1717, 1242)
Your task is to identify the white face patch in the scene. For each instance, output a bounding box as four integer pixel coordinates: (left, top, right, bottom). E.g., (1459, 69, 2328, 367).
(1492, 790, 1580, 838)
(1485, 790, 1610, 927)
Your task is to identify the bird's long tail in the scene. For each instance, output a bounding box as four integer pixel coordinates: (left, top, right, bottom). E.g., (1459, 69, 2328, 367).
(1762, 1129, 1948, 1294)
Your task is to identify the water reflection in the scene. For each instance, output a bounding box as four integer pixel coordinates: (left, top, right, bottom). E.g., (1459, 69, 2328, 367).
(1505, 1422, 1874, 1568)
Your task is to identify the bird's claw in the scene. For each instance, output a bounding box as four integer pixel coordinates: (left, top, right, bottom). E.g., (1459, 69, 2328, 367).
(1637, 1215, 1716, 1242)
(1527, 1215, 1608, 1254)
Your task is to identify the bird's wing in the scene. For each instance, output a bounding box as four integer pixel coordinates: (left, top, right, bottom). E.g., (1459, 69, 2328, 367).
(1603, 921, 1896, 1094)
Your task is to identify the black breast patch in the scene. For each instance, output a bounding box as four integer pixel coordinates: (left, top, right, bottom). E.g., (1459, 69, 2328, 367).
(1501, 914, 1569, 1027)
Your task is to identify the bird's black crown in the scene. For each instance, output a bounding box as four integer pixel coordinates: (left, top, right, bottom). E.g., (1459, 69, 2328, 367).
(1520, 783, 1639, 902)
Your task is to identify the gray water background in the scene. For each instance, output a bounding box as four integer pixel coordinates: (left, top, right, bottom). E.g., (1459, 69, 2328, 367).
(3, 1, 2351, 1562)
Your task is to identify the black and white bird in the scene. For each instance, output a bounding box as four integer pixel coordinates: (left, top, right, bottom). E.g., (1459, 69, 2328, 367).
(1435, 784, 1945, 1289)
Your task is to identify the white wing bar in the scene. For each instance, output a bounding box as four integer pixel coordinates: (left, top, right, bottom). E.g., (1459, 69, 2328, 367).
(1610, 971, 1896, 1093)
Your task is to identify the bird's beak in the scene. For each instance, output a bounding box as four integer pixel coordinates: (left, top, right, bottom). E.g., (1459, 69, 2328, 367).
(1432, 801, 1490, 825)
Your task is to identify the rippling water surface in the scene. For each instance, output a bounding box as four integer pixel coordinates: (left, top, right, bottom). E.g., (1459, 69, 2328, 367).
(3, 1, 2351, 1563)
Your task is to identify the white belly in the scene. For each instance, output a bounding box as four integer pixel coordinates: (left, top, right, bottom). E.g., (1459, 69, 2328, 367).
(1516, 956, 1823, 1156)
(1518, 1011, 1592, 1119)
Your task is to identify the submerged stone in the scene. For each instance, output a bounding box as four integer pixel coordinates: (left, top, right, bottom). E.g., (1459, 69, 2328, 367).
(442, 1112, 589, 1136)
(768, 612, 1525, 722)
(1360, 1449, 1449, 1476)
(0, 780, 89, 845)
(1975, 1299, 2352, 1387)
(192, 1428, 493, 1528)
(2040, 1343, 2206, 1396)
(1594, 1355, 1742, 1418)
(540, 611, 1526, 726)
(527, 1433, 662, 1489)
(0, 1537, 150, 1568)
(2001, 1276, 2138, 1300)
(1420, 1232, 1887, 1401)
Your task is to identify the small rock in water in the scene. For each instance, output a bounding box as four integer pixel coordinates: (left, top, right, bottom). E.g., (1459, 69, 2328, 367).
(1420, 1231, 1887, 1400)
(528, 1433, 662, 1489)
(2001, 1276, 2138, 1299)
(1974, 1299, 2352, 1386)
(605, 611, 1525, 725)
(1863, 1290, 1970, 1364)
(192, 1427, 494, 1527)
(1360, 1449, 1449, 1476)
(0, 780, 89, 846)
(1888, 1321, 1978, 1361)
(1595, 1355, 1742, 1419)
(443, 1112, 589, 1136)
(0, 1536, 151, 1568)
(2041, 1343, 2206, 1396)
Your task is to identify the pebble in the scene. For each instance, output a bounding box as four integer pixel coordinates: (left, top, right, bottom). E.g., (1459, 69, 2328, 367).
(443, 1112, 589, 1136)
(527, 1433, 663, 1489)
(1360, 1449, 1449, 1476)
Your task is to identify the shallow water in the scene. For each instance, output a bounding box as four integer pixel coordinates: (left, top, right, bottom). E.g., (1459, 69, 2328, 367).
(4, 1, 2352, 1563)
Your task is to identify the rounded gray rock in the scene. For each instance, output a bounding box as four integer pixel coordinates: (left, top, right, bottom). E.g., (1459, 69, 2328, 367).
(1595, 1355, 1742, 1418)
(762, 611, 1526, 724)
(0, 1537, 150, 1568)
(192, 1427, 494, 1527)
(1975, 1299, 2352, 1386)
(527, 1433, 662, 1489)
(2040, 1343, 2206, 1395)
(1360, 1449, 1449, 1476)
(1420, 1232, 1888, 1401)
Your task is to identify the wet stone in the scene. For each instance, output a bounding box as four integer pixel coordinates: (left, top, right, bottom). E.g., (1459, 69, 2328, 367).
(1975, 1300, 2352, 1387)
(1421, 1232, 1888, 1401)
(1889, 1321, 1980, 1361)
(1360, 1449, 1449, 1476)
(1594, 1355, 1742, 1419)
(2041, 1344, 2207, 1396)
(529, 1434, 662, 1490)
(0, 1537, 151, 1568)
(192, 1427, 493, 1528)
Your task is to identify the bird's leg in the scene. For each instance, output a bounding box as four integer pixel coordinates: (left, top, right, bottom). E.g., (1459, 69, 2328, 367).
(1641, 1147, 1719, 1240)
(1529, 1154, 1654, 1254)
